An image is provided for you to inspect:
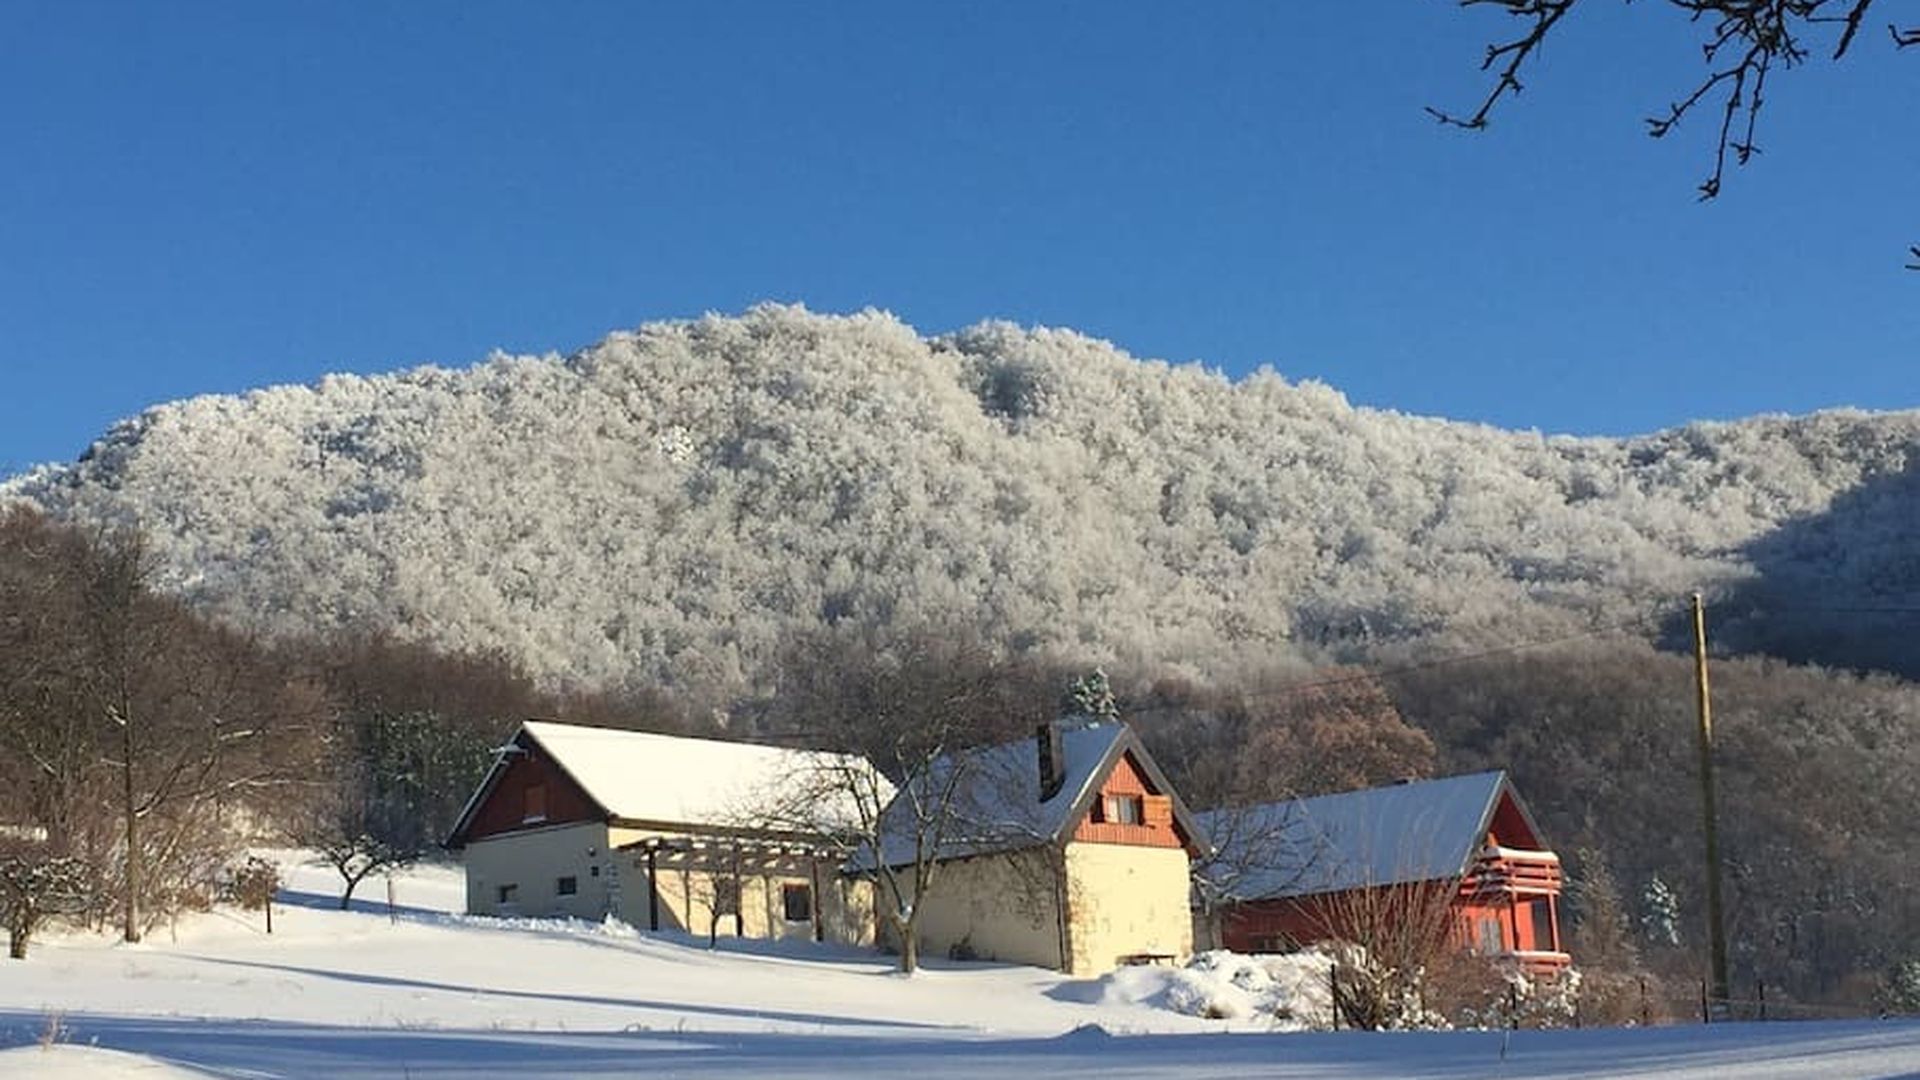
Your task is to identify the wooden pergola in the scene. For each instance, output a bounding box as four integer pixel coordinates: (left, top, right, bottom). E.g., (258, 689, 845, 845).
(616, 833, 844, 940)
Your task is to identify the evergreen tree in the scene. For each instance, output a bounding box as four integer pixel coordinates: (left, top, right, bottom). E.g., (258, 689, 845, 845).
(1065, 669, 1118, 724)
(1640, 876, 1682, 948)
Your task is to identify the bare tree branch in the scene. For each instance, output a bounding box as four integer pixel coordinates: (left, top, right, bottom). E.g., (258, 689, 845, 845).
(1438, 0, 1915, 264)
(1427, 0, 1581, 131)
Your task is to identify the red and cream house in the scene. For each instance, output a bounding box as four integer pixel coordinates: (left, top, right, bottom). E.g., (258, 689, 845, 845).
(445, 720, 878, 945)
(1198, 771, 1570, 974)
(850, 721, 1211, 975)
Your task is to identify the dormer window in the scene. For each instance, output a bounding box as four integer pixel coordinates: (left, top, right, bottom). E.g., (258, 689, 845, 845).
(523, 783, 547, 823)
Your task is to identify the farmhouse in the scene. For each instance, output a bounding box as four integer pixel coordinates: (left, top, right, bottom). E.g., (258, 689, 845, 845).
(855, 721, 1210, 976)
(1197, 770, 1570, 974)
(445, 720, 876, 945)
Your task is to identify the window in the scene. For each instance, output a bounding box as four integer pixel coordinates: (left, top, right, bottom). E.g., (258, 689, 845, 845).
(713, 877, 740, 916)
(497, 883, 519, 905)
(783, 883, 812, 923)
(1102, 794, 1144, 825)
(1529, 898, 1556, 951)
(523, 784, 547, 823)
(556, 876, 578, 896)
(1475, 916, 1503, 954)
(590, 865, 600, 878)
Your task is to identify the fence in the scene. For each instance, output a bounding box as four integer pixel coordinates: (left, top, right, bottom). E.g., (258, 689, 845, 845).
(1326, 966, 1903, 1032)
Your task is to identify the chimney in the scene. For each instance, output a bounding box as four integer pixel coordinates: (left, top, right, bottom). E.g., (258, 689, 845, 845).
(1036, 722, 1065, 802)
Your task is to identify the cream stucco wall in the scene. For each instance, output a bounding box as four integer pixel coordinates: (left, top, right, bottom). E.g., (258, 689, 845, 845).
(462, 823, 872, 946)
(887, 849, 1064, 970)
(1062, 841, 1195, 975)
(463, 821, 614, 920)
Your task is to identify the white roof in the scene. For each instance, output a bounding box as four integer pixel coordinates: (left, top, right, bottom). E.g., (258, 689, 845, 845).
(1197, 771, 1522, 900)
(486, 720, 875, 833)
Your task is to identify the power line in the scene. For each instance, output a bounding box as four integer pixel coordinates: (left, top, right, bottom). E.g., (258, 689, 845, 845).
(1122, 595, 1920, 717)
(1126, 611, 1669, 715)
(1732, 605, 1920, 617)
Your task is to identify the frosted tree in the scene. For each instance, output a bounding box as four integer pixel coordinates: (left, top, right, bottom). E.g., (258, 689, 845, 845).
(6, 305, 1914, 698)
(1885, 959, 1920, 1016)
(1640, 875, 1682, 949)
(1065, 669, 1119, 724)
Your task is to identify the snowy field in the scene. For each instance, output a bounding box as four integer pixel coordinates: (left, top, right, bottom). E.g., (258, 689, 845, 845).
(1, 856, 1916, 1078)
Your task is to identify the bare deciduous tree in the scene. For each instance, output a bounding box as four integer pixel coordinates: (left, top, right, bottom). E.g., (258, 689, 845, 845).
(754, 627, 1057, 973)
(303, 766, 425, 911)
(0, 509, 327, 941)
(1310, 878, 1464, 1030)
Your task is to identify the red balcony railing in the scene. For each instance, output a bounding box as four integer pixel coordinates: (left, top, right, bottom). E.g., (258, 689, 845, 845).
(1460, 845, 1563, 897)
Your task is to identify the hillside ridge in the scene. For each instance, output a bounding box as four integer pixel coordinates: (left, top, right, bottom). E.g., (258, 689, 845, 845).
(7, 304, 1917, 691)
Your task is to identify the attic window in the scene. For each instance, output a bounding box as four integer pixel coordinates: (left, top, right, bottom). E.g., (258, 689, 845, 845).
(1100, 795, 1144, 825)
(523, 784, 547, 823)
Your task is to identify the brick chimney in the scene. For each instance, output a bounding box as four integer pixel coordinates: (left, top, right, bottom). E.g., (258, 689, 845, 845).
(1036, 722, 1065, 802)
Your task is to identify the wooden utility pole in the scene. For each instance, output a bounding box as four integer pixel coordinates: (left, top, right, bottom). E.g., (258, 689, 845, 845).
(1691, 592, 1730, 1010)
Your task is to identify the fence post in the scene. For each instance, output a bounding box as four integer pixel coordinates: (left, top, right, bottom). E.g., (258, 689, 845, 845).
(1508, 984, 1520, 1030)
(1329, 965, 1340, 1031)
(1640, 976, 1650, 1027)
(1700, 979, 1710, 1025)
(1756, 979, 1766, 1022)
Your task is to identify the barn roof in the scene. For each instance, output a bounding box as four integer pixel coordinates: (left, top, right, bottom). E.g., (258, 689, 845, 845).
(848, 721, 1207, 870)
(446, 719, 878, 845)
(1196, 770, 1544, 901)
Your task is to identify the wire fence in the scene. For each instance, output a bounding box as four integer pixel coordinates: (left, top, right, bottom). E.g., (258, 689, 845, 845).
(1572, 976, 1905, 1030)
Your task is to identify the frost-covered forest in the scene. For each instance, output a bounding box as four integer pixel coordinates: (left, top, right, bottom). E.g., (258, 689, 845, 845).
(4, 304, 1919, 1007)
(6, 305, 1916, 694)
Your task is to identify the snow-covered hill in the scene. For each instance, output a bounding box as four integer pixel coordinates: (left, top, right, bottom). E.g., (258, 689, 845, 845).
(6, 305, 1917, 692)
(2, 855, 1916, 1078)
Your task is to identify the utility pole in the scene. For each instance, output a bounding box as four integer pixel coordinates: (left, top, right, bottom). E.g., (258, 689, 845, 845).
(1691, 592, 1730, 1011)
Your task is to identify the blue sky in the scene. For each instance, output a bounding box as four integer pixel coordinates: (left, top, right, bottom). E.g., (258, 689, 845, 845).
(3, 2, 1914, 471)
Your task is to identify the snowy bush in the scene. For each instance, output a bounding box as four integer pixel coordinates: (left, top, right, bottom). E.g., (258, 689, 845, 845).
(1884, 959, 1920, 1016)
(225, 856, 280, 911)
(1443, 962, 1583, 1030)
(1080, 949, 1338, 1029)
(1165, 949, 1337, 1028)
(0, 849, 90, 960)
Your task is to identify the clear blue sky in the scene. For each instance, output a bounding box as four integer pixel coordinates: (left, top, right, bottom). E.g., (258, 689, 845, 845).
(3, 2, 1914, 471)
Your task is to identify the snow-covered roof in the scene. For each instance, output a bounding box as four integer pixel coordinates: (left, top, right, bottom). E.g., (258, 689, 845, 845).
(451, 720, 879, 841)
(850, 721, 1204, 870)
(1197, 771, 1535, 901)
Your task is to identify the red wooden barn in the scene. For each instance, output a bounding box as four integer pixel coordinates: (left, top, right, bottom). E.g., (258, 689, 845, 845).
(1199, 771, 1570, 973)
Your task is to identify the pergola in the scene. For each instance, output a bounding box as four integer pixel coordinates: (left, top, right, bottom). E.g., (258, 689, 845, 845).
(616, 833, 846, 939)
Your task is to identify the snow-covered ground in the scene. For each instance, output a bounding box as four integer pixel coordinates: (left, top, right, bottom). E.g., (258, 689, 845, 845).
(2, 855, 1916, 1078)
